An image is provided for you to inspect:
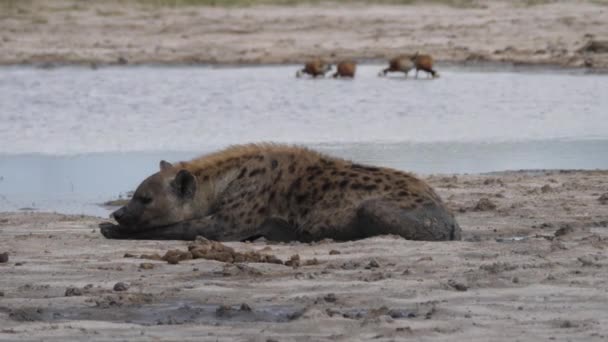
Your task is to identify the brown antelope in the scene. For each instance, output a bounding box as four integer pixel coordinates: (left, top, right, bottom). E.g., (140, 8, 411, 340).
(332, 60, 357, 78)
(411, 52, 438, 78)
(379, 56, 414, 77)
(296, 59, 332, 78)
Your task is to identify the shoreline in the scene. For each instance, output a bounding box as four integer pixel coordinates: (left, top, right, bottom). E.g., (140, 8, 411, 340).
(1, 1, 607, 68)
(4, 59, 608, 73)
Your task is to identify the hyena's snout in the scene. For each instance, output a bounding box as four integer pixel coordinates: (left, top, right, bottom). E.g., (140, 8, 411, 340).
(111, 206, 128, 224)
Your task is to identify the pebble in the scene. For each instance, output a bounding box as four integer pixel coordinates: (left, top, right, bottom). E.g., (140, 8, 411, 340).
(113, 282, 129, 291)
(474, 198, 497, 211)
(324, 293, 337, 303)
(366, 259, 380, 269)
(447, 279, 468, 291)
(65, 287, 82, 297)
(139, 263, 154, 270)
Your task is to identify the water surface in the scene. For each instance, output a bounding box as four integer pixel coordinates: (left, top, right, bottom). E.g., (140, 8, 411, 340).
(0, 64, 606, 216)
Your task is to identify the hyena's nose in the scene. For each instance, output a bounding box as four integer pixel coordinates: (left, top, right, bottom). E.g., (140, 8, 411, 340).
(112, 206, 126, 222)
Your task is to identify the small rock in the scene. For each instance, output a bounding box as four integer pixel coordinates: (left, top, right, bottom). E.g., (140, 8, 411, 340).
(579, 40, 608, 53)
(340, 261, 360, 270)
(395, 326, 413, 333)
(304, 258, 319, 266)
(140, 253, 163, 261)
(550, 240, 567, 251)
(387, 309, 413, 319)
(285, 254, 300, 268)
(239, 303, 252, 312)
(216, 304, 232, 317)
(113, 282, 129, 292)
(578, 256, 601, 267)
(139, 263, 154, 270)
(65, 287, 82, 297)
(123, 253, 136, 258)
(323, 293, 337, 303)
(329, 250, 341, 255)
(599, 193, 608, 204)
(365, 259, 380, 269)
(166, 255, 180, 265)
(84, 284, 93, 290)
(0, 291, 4, 297)
(473, 198, 497, 211)
(447, 279, 468, 291)
(540, 185, 553, 193)
(555, 224, 574, 237)
(512, 277, 520, 284)
(0, 252, 8, 263)
(560, 320, 577, 328)
(116, 56, 128, 65)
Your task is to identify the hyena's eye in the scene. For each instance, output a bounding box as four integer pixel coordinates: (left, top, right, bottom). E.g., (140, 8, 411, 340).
(138, 196, 153, 205)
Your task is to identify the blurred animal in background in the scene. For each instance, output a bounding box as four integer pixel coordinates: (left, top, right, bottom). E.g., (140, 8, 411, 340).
(296, 59, 332, 78)
(378, 55, 414, 77)
(332, 60, 357, 78)
(411, 52, 439, 78)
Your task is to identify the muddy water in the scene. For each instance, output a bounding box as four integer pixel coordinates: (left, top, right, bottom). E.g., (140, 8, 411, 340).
(0, 64, 607, 215)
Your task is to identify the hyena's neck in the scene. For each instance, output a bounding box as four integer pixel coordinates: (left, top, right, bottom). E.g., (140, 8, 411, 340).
(176, 153, 262, 205)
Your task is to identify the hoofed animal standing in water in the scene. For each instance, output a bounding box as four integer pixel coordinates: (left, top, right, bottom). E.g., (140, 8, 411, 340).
(101, 144, 460, 242)
(333, 60, 357, 78)
(379, 55, 414, 77)
(411, 52, 439, 78)
(296, 59, 332, 78)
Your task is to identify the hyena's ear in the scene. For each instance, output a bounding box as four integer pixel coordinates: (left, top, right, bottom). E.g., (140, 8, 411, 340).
(171, 169, 196, 199)
(159, 160, 173, 172)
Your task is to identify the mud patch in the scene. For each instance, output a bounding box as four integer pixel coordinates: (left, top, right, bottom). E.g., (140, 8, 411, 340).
(1, 301, 305, 325)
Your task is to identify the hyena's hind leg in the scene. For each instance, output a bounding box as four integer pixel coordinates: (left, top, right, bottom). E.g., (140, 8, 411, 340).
(355, 199, 461, 241)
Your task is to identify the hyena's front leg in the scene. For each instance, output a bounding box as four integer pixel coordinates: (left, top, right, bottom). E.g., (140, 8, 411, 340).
(100, 215, 297, 241)
(100, 216, 235, 241)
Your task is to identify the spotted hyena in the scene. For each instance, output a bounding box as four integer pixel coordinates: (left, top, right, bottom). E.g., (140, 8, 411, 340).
(101, 144, 460, 242)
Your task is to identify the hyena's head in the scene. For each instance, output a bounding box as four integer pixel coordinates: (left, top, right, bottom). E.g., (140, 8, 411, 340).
(111, 160, 199, 230)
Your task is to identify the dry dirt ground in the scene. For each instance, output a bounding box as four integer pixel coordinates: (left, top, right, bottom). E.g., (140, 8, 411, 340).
(1, 170, 608, 341)
(1, 0, 608, 68)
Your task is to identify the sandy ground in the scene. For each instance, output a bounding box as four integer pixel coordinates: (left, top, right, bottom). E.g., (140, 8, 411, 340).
(1, 170, 608, 341)
(1, 0, 608, 68)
